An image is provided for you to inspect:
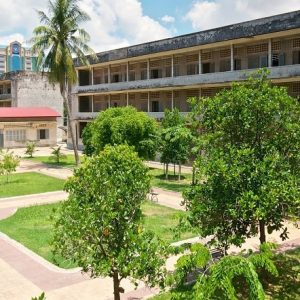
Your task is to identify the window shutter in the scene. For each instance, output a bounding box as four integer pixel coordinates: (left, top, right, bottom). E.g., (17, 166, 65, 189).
(37, 129, 40, 140)
(46, 129, 49, 139)
(292, 51, 300, 64)
(260, 56, 268, 68)
(279, 53, 285, 66)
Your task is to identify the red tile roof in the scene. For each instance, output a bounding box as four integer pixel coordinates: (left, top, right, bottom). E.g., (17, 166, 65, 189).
(0, 107, 60, 119)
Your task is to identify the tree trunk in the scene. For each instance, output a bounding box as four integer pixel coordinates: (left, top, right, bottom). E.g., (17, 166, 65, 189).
(192, 164, 196, 185)
(63, 84, 80, 166)
(113, 271, 121, 300)
(178, 162, 181, 181)
(174, 164, 175, 176)
(166, 163, 169, 180)
(259, 220, 266, 244)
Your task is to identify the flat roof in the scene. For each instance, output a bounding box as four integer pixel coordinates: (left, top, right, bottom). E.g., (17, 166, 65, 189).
(76, 10, 300, 67)
(0, 107, 60, 119)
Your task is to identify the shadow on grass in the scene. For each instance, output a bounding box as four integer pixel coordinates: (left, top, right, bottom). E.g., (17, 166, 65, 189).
(154, 173, 188, 181)
(261, 248, 300, 299)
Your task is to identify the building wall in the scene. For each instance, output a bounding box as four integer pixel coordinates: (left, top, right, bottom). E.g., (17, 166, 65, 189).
(0, 121, 57, 148)
(0, 72, 64, 141)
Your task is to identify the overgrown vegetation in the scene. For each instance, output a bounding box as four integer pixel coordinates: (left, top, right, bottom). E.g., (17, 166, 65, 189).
(25, 141, 37, 158)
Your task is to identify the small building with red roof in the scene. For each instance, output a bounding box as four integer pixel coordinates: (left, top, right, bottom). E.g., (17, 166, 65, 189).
(0, 107, 60, 148)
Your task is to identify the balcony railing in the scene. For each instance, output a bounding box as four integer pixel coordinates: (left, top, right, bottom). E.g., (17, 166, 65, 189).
(0, 94, 11, 100)
(76, 65, 300, 94)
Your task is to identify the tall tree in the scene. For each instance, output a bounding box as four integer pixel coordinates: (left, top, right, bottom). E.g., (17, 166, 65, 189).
(31, 0, 95, 165)
(53, 145, 167, 300)
(184, 70, 300, 251)
(84, 106, 160, 160)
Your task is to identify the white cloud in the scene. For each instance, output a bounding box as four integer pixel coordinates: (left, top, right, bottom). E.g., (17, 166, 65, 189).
(185, 0, 300, 30)
(0, 0, 171, 52)
(0, 33, 26, 46)
(161, 15, 175, 23)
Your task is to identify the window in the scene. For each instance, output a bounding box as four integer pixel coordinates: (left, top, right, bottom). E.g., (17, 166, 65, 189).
(78, 96, 91, 112)
(79, 122, 88, 139)
(234, 59, 242, 70)
(173, 65, 180, 77)
(150, 69, 162, 79)
(202, 63, 214, 74)
(37, 129, 49, 140)
(293, 51, 300, 64)
(0, 85, 3, 94)
(112, 74, 120, 83)
(151, 101, 159, 112)
(272, 53, 285, 67)
(187, 64, 199, 75)
(129, 71, 135, 81)
(140, 69, 147, 80)
(219, 59, 231, 72)
(6, 130, 26, 142)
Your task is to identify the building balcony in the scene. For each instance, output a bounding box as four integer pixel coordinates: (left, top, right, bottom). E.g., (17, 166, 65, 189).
(76, 65, 300, 95)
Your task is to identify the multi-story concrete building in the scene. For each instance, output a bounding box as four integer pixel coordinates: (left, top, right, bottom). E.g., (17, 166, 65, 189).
(0, 41, 37, 74)
(72, 10, 300, 149)
(0, 71, 64, 144)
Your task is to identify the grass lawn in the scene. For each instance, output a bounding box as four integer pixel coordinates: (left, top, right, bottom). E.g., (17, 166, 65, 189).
(151, 247, 300, 299)
(0, 172, 65, 198)
(149, 168, 192, 193)
(26, 154, 77, 168)
(0, 201, 194, 269)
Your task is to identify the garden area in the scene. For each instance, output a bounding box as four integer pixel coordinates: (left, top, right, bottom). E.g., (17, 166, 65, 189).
(0, 201, 194, 269)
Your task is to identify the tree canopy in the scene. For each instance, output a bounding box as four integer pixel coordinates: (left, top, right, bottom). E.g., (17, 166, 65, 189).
(184, 70, 300, 251)
(53, 144, 167, 300)
(84, 106, 160, 160)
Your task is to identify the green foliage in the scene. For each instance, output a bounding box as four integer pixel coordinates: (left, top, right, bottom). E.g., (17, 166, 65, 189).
(160, 109, 193, 179)
(184, 69, 300, 250)
(50, 146, 67, 164)
(53, 145, 168, 300)
(167, 243, 277, 300)
(0, 149, 20, 183)
(25, 141, 37, 158)
(85, 106, 160, 160)
(81, 122, 95, 156)
(31, 292, 46, 300)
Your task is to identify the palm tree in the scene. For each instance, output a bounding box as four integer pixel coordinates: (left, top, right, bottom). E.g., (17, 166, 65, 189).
(31, 0, 95, 165)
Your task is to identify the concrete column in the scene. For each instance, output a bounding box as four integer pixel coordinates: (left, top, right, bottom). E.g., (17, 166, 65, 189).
(199, 88, 202, 98)
(108, 65, 111, 83)
(147, 59, 150, 80)
(199, 50, 202, 74)
(127, 92, 129, 106)
(147, 92, 150, 112)
(171, 55, 174, 77)
(231, 44, 234, 71)
(91, 95, 94, 112)
(108, 94, 111, 108)
(268, 39, 272, 67)
(171, 90, 174, 110)
(91, 67, 94, 85)
(127, 62, 129, 82)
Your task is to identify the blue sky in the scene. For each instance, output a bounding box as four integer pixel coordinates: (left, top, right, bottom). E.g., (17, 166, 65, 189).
(0, 0, 300, 52)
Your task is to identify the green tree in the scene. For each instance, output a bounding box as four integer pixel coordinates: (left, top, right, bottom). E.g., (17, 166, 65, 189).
(85, 106, 160, 160)
(31, 0, 95, 165)
(25, 141, 37, 158)
(184, 70, 300, 251)
(160, 109, 192, 180)
(53, 145, 167, 300)
(0, 150, 20, 183)
(50, 146, 67, 164)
